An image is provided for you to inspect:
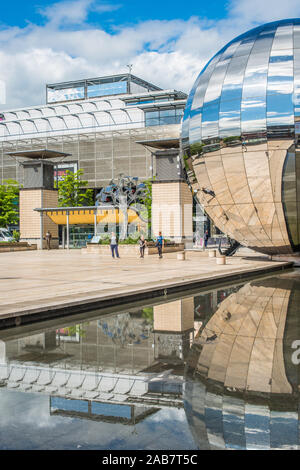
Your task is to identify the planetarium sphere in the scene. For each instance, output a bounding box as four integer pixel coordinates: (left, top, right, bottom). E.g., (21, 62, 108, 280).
(181, 19, 300, 255)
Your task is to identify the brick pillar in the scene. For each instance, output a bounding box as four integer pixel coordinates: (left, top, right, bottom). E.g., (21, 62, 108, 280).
(152, 180, 193, 244)
(153, 298, 194, 332)
(19, 188, 59, 249)
(153, 297, 194, 362)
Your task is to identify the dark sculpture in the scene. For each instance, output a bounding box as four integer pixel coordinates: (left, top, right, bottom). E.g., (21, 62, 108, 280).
(95, 174, 149, 239)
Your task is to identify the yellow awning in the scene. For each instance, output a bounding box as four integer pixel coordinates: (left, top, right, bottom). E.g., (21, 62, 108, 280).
(45, 208, 141, 225)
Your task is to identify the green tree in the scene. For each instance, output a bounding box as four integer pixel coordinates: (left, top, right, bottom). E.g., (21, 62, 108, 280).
(62, 323, 89, 339)
(189, 142, 204, 155)
(56, 169, 94, 207)
(142, 307, 154, 325)
(0, 179, 21, 227)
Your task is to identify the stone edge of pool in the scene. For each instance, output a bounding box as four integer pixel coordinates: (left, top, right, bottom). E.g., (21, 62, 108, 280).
(0, 261, 294, 330)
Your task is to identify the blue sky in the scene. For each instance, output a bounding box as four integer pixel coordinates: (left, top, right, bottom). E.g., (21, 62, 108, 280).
(1, 1, 229, 29)
(1, 0, 300, 109)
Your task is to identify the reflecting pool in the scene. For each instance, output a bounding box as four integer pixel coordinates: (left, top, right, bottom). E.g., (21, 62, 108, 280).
(0, 271, 299, 450)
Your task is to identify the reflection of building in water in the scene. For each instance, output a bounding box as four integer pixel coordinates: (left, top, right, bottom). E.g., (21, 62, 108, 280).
(50, 396, 157, 425)
(153, 298, 194, 365)
(185, 379, 300, 450)
(0, 286, 244, 428)
(184, 274, 300, 450)
(193, 286, 240, 326)
(0, 305, 188, 424)
(0, 313, 155, 374)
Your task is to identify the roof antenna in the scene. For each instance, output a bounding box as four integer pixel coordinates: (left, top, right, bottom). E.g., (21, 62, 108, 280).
(126, 64, 133, 75)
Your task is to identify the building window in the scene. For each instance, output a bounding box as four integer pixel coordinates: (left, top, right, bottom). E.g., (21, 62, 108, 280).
(145, 108, 184, 127)
(126, 97, 171, 106)
(47, 86, 85, 103)
(87, 81, 127, 98)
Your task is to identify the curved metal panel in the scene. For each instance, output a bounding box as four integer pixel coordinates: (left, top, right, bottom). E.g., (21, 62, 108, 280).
(181, 19, 300, 255)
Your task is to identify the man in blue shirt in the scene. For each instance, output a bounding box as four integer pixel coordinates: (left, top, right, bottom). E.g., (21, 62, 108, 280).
(156, 231, 164, 259)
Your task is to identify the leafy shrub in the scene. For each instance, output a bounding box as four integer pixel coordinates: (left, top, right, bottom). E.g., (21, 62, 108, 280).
(98, 234, 110, 245)
(119, 237, 138, 245)
(13, 230, 20, 242)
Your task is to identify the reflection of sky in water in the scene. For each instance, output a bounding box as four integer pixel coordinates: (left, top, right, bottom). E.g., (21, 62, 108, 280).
(186, 386, 300, 450)
(1, 272, 300, 450)
(0, 390, 196, 450)
(245, 405, 271, 450)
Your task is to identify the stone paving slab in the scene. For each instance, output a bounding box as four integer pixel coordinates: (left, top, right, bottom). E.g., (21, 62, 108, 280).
(0, 249, 292, 324)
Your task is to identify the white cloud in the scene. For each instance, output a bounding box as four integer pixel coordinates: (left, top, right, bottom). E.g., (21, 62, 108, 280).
(38, 0, 93, 26)
(0, 0, 300, 109)
(38, 0, 121, 26)
(229, 0, 300, 24)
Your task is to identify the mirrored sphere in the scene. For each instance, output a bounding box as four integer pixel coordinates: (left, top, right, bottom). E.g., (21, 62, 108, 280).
(184, 273, 300, 449)
(181, 19, 300, 254)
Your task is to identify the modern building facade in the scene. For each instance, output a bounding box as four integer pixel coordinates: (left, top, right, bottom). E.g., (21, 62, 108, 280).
(0, 73, 186, 189)
(182, 19, 300, 255)
(0, 73, 192, 245)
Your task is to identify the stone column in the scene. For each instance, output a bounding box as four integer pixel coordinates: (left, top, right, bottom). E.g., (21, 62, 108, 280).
(19, 160, 59, 249)
(151, 149, 193, 246)
(19, 188, 59, 249)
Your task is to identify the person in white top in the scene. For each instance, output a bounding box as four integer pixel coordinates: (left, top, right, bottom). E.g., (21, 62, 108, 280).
(110, 232, 120, 258)
(139, 235, 147, 258)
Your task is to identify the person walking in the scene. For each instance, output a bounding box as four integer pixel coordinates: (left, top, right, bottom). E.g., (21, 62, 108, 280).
(139, 235, 146, 258)
(45, 230, 52, 250)
(204, 230, 209, 249)
(155, 231, 164, 259)
(110, 231, 120, 259)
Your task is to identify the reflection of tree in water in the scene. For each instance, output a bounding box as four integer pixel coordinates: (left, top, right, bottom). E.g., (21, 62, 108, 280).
(141, 307, 154, 324)
(97, 312, 153, 347)
(60, 323, 89, 339)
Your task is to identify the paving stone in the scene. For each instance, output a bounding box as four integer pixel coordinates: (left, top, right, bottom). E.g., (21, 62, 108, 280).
(0, 250, 288, 323)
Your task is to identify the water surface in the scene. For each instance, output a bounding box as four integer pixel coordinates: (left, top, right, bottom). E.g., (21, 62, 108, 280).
(0, 270, 299, 450)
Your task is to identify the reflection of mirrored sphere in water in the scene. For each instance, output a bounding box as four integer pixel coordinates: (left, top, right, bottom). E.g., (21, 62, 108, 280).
(181, 19, 300, 255)
(184, 273, 300, 449)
